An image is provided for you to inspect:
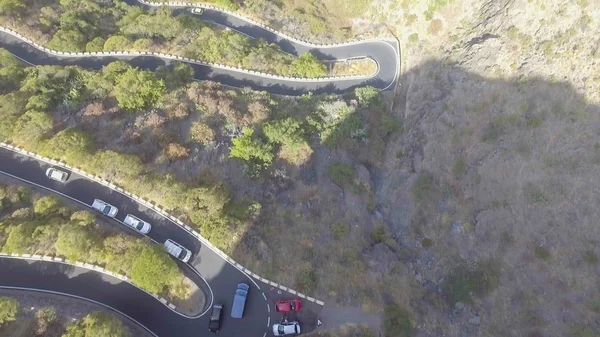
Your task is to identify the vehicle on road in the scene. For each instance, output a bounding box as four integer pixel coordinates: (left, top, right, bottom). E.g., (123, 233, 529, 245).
(230, 283, 249, 318)
(191, 8, 204, 14)
(45, 167, 69, 182)
(275, 299, 302, 312)
(272, 322, 301, 336)
(164, 239, 192, 263)
(91, 199, 118, 217)
(208, 304, 223, 332)
(123, 214, 151, 234)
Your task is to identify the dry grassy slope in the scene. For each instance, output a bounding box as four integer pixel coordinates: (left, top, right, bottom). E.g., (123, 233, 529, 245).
(374, 0, 600, 336)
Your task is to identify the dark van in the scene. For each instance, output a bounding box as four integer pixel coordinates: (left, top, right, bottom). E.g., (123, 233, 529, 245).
(230, 283, 249, 318)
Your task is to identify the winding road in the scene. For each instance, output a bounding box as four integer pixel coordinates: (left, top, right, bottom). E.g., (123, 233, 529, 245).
(0, 1, 399, 95)
(0, 1, 400, 336)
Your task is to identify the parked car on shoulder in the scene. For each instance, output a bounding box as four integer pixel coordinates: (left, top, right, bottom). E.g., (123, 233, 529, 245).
(164, 239, 192, 263)
(275, 299, 302, 312)
(208, 304, 223, 333)
(273, 322, 301, 336)
(45, 167, 69, 182)
(230, 283, 249, 318)
(123, 214, 151, 234)
(91, 199, 118, 218)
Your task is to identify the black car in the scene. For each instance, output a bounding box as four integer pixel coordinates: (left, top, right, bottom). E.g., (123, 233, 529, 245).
(209, 304, 223, 333)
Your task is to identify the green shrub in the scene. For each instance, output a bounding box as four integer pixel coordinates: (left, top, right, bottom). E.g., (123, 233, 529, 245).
(534, 246, 551, 261)
(383, 303, 414, 337)
(33, 196, 60, 216)
(131, 245, 179, 295)
(0, 297, 18, 326)
(295, 264, 317, 294)
(230, 128, 274, 167)
(3, 223, 34, 254)
(371, 225, 386, 243)
(114, 68, 165, 111)
(103, 35, 130, 51)
(327, 162, 355, 187)
(330, 223, 351, 239)
(63, 311, 130, 337)
(585, 250, 598, 265)
(452, 156, 466, 177)
(85, 37, 105, 52)
(34, 307, 57, 335)
(55, 223, 99, 261)
(411, 174, 435, 203)
(442, 259, 501, 305)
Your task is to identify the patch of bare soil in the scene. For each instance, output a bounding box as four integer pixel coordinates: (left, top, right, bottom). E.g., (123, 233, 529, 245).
(169, 277, 206, 316)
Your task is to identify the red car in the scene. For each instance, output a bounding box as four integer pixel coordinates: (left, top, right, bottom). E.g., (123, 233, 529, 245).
(275, 299, 302, 312)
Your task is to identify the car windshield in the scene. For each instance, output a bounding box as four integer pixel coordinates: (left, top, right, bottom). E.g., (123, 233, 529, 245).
(211, 307, 221, 320)
(278, 326, 285, 335)
(178, 250, 187, 260)
(290, 302, 295, 310)
(102, 205, 111, 214)
(134, 221, 143, 230)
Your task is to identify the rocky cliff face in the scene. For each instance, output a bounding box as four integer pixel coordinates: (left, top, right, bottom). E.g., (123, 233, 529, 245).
(373, 0, 600, 336)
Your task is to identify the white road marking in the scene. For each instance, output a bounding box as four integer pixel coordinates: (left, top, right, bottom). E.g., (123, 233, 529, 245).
(267, 303, 271, 313)
(262, 292, 267, 301)
(267, 316, 270, 327)
(0, 285, 158, 337)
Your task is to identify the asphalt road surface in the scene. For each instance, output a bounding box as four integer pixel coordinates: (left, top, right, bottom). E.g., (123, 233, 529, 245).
(0, 148, 324, 336)
(0, 1, 399, 95)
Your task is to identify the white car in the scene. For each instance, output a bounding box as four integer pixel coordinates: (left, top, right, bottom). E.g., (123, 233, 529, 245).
(91, 199, 118, 218)
(45, 167, 69, 182)
(273, 322, 301, 336)
(191, 8, 204, 14)
(123, 214, 151, 234)
(164, 239, 192, 263)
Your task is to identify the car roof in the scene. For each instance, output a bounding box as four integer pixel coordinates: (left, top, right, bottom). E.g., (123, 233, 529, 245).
(164, 240, 183, 256)
(50, 170, 64, 178)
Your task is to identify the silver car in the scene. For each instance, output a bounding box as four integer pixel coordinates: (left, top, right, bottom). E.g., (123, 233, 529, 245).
(123, 214, 151, 234)
(45, 167, 69, 182)
(273, 322, 301, 336)
(91, 199, 118, 218)
(164, 239, 192, 263)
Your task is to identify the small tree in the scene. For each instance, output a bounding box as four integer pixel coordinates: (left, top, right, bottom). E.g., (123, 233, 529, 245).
(0, 297, 18, 326)
(34, 306, 57, 335)
(85, 37, 106, 52)
(103, 36, 130, 51)
(263, 117, 304, 144)
(70, 210, 96, 226)
(290, 53, 327, 78)
(114, 69, 165, 111)
(131, 245, 179, 294)
(63, 311, 130, 337)
(33, 196, 60, 216)
(55, 224, 98, 261)
(230, 128, 273, 165)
